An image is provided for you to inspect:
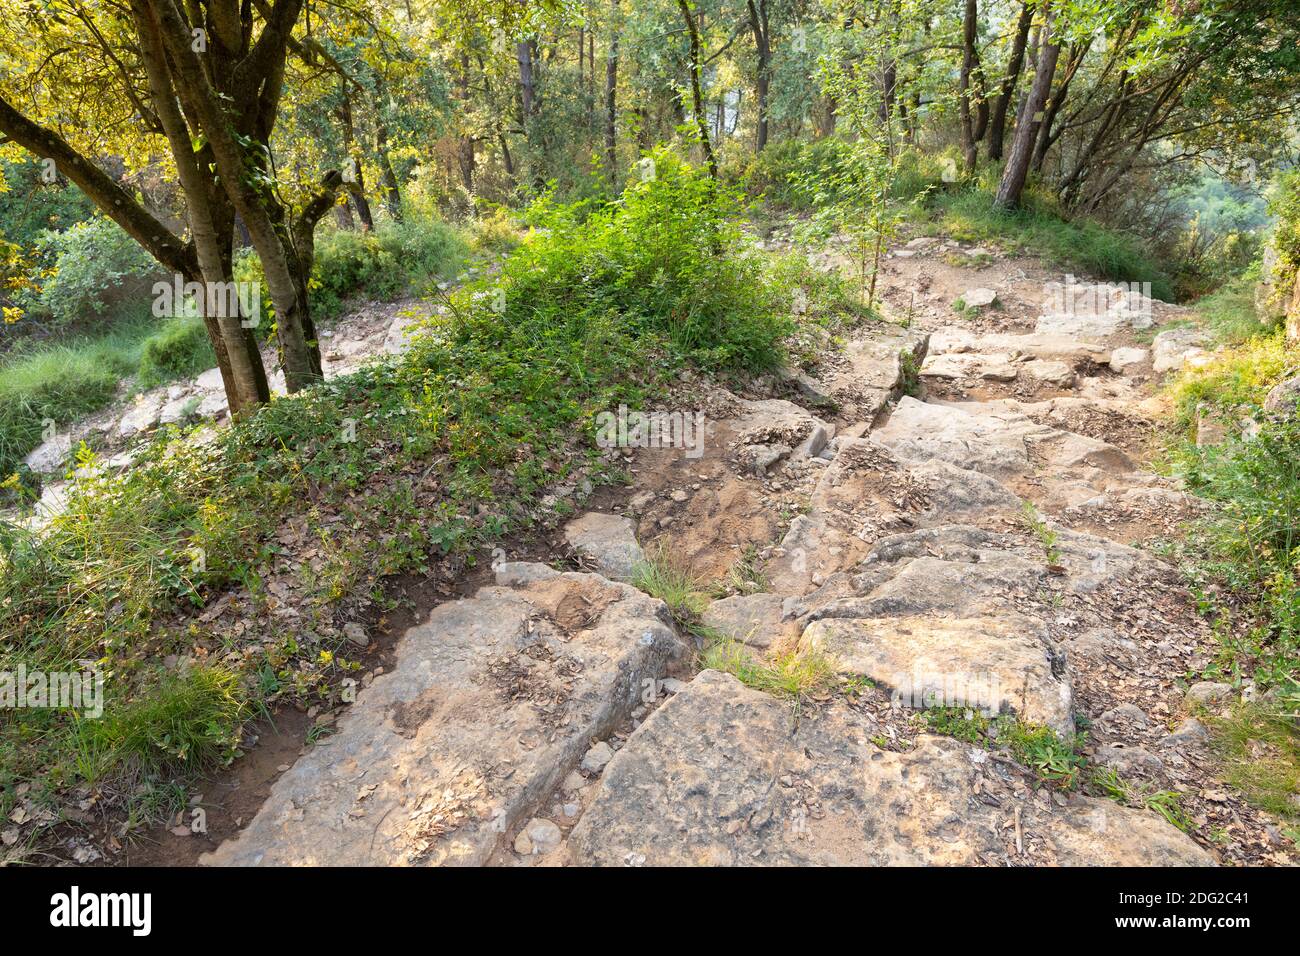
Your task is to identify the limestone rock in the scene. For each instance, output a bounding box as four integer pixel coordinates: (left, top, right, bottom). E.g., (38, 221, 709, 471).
(581, 741, 615, 774)
(1185, 681, 1233, 708)
(203, 567, 684, 866)
(568, 671, 1210, 866)
(961, 288, 998, 309)
(1264, 375, 1300, 415)
(1108, 347, 1149, 373)
(1152, 327, 1209, 373)
(23, 433, 72, 474)
(920, 352, 1018, 382)
(800, 613, 1073, 736)
(564, 512, 645, 582)
(117, 394, 164, 438)
(701, 593, 791, 651)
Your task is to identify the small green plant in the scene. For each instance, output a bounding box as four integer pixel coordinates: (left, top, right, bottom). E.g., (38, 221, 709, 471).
(898, 348, 922, 398)
(1020, 502, 1063, 566)
(1000, 719, 1087, 789)
(921, 706, 993, 745)
(1090, 767, 1192, 831)
(631, 548, 707, 624)
(700, 638, 837, 709)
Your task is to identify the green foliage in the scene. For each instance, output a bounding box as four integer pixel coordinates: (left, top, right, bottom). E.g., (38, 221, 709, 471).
(234, 217, 470, 323)
(1090, 767, 1192, 832)
(0, 323, 147, 475)
(468, 206, 521, 254)
(735, 138, 859, 210)
(75, 666, 246, 776)
(921, 706, 993, 746)
(0, 147, 830, 821)
(1176, 414, 1300, 690)
(921, 707, 1085, 789)
(465, 150, 794, 374)
(0, 315, 218, 475)
(1192, 266, 1274, 345)
(1168, 329, 1289, 438)
(1020, 502, 1063, 566)
(1207, 703, 1300, 821)
(631, 548, 706, 624)
(700, 639, 838, 705)
(1000, 720, 1087, 789)
(0, 159, 94, 249)
(30, 217, 162, 325)
(1270, 170, 1300, 270)
(137, 316, 215, 387)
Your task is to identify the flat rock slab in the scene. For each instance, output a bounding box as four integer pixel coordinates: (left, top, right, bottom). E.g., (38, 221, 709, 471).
(568, 671, 1211, 866)
(764, 439, 1020, 596)
(700, 593, 793, 651)
(874, 396, 1134, 480)
(800, 613, 1073, 736)
(921, 352, 1019, 382)
(564, 512, 645, 581)
(204, 566, 684, 866)
(929, 328, 1109, 364)
(1152, 327, 1209, 373)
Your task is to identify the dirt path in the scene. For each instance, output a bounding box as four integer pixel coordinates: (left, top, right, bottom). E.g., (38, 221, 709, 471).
(194, 234, 1295, 867)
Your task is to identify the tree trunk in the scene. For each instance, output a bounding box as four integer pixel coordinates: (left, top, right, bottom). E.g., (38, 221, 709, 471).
(988, 0, 1034, 161)
(1031, 41, 1086, 173)
(746, 0, 771, 151)
(605, 0, 619, 182)
(517, 40, 537, 120)
(457, 53, 475, 192)
(678, 0, 717, 178)
(959, 0, 978, 172)
(376, 123, 403, 222)
(337, 89, 374, 231)
(994, 6, 1060, 209)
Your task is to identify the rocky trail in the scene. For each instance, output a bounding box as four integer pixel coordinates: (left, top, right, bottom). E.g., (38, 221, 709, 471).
(19, 233, 1289, 867)
(187, 234, 1292, 868)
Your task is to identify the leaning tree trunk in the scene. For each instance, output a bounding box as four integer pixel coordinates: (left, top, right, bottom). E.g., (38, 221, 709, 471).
(605, 0, 619, 182)
(678, 0, 718, 178)
(119, 0, 270, 412)
(747, 0, 771, 151)
(988, 0, 1034, 161)
(994, 6, 1060, 209)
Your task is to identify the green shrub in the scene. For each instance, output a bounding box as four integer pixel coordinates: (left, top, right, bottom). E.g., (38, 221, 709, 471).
(32, 217, 163, 324)
(469, 206, 521, 254)
(480, 148, 793, 373)
(137, 316, 215, 387)
(1179, 415, 1300, 687)
(1192, 266, 1274, 345)
(76, 666, 246, 775)
(735, 137, 859, 210)
(0, 328, 145, 474)
(1168, 329, 1290, 437)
